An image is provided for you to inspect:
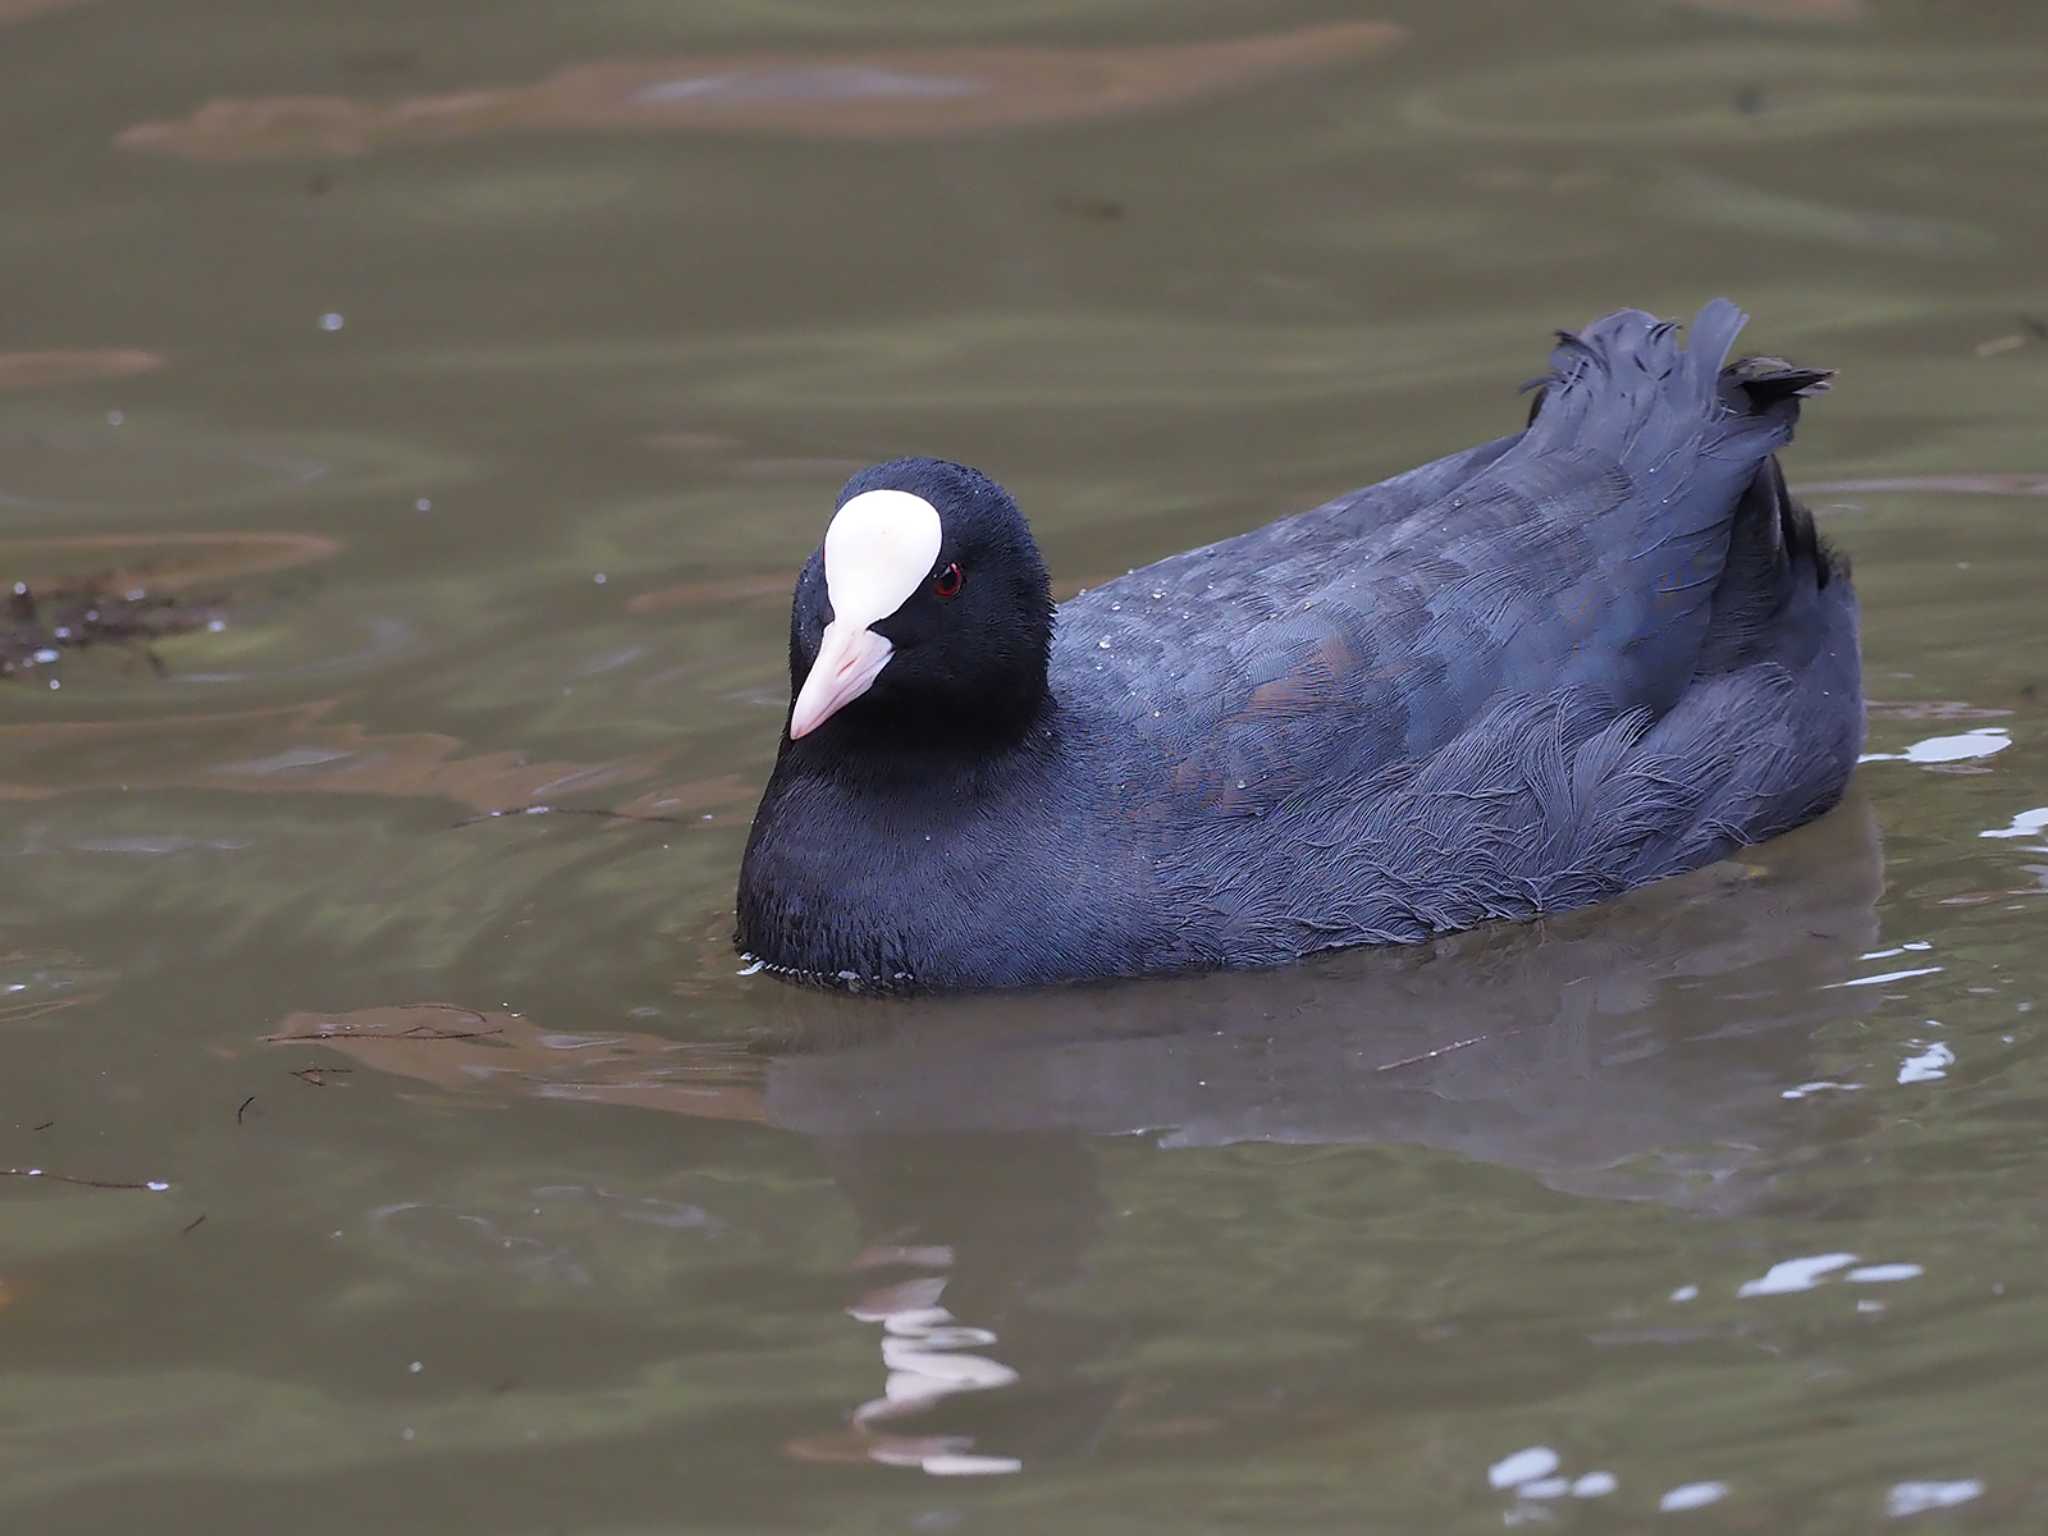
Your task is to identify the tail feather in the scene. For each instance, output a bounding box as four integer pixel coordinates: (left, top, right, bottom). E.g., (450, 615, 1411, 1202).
(1521, 301, 1836, 579)
(1522, 299, 1810, 472)
(1723, 355, 1834, 414)
(1693, 457, 1832, 675)
(1683, 298, 1749, 392)
(1524, 343, 1832, 433)
(1517, 298, 1846, 691)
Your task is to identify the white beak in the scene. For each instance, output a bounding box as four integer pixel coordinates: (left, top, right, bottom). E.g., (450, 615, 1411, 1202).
(789, 620, 895, 740)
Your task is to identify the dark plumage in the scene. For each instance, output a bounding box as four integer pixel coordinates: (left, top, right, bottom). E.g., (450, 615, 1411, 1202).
(736, 300, 1863, 991)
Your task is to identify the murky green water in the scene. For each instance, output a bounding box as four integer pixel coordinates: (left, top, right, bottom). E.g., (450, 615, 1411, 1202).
(5, 0, 2047, 1529)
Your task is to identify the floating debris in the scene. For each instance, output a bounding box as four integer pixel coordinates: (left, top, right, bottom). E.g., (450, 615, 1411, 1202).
(2, 570, 224, 681)
(1, 1166, 171, 1191)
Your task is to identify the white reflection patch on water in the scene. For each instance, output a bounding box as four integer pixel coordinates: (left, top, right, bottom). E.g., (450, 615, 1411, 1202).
(1827, 966, 1943, 990)
(1861, 942, 1934, 960)
(1493, 1448, 1621, 1516)
(1737, 1253, 1858, 1297)
(922, 1453, 1025, 1477)
(881, 1338, 1019, 1393)
(1488, 1446, 1561, 1489)
(1847, 1264, 1924, 1284)
(1738, 1254, 1925, 1299)
(846, 1272, 1023, 1478)
(1782, 1080, 1863, 1100)
(1898, 1039, 1956, 1084)
(1659, 1481, 1729, 1512)
(1887, 1480, 1983, 1517)
(1981, 806, 2048, 841)
(1859, 727, 2011, 765)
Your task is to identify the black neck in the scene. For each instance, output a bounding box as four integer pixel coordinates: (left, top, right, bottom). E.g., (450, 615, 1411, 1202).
(777, 686, 1061, 788)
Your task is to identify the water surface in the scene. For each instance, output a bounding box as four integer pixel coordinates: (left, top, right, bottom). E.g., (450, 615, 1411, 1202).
(5, 0, 2048, 1529)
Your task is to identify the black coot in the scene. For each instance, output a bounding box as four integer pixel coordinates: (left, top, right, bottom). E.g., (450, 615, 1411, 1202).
(736, 300, 1863, 990)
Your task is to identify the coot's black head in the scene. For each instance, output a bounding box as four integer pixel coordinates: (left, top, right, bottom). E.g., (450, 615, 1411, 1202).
(783, 457, 1054, 750)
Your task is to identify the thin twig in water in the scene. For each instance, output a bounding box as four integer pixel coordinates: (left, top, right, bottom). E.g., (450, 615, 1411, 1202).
(1375, 1035, 1490, 1074)
(32, 1121, 53, 1131)
(265, 1024, 505, 1044)
(2, 1167, 168, 1191)
(182, 1213, 208, 1234)
(451, 805, 690, 830)
(236, 1094, 256, 1124)
(290, 1067, 353, 1086)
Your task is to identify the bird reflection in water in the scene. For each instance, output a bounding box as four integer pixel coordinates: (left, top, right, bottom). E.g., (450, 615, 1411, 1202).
(781, 1131, 1118, 1477)
(272, 793, 1886, 1476)
(818, 1259, 1026, 1476)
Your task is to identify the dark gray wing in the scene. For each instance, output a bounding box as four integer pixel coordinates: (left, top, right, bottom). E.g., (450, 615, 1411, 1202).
(1055, 301, 1809, 820)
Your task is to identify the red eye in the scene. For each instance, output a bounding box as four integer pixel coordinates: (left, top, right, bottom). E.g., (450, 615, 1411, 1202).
(932, 563, 964, 600)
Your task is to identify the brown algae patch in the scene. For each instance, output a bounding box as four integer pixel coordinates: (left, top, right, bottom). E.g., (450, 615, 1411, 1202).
(115, 22, 1406, 160)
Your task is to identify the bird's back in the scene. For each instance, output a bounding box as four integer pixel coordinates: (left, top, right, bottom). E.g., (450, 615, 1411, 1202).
(1053, 301, 1861, 961)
